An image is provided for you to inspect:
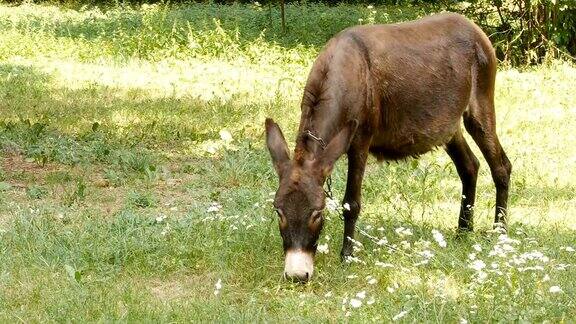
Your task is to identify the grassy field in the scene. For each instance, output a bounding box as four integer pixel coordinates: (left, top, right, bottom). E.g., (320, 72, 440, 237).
(0, 3, 575, 322)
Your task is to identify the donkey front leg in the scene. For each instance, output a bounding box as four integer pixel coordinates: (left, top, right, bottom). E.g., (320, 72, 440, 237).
(340, 145, 369, 260)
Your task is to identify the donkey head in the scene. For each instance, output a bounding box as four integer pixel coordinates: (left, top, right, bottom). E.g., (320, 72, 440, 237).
(265, 118, 357, 282)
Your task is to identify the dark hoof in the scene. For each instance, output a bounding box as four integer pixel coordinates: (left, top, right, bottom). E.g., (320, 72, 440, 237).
(340, 247, 353, 262)
(492, 222, 508, 234)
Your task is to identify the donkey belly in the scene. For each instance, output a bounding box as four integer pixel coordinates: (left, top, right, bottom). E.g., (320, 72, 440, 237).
(368, 84, 468, 161)
(369, 122, 459, 161)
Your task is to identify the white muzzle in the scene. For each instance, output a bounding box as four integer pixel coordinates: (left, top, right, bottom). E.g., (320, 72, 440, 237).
(284, 249, 314, 282)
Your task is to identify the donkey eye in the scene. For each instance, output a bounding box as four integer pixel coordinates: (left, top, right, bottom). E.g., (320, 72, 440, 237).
(311, 210, 323, 221)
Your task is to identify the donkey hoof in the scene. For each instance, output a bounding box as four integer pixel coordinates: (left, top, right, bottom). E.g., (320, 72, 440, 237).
(340, 248, 354, 262)
(492, 222, 507, 234)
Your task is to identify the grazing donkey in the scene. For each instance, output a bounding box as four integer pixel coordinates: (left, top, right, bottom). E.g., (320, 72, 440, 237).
(265, 13, 512, 282)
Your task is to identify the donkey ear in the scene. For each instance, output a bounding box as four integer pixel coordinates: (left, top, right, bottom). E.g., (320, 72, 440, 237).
(315, 119, 359, 177)
(265, 118, 290, 176)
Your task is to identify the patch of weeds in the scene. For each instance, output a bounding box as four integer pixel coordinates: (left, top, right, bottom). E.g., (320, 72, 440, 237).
(64, 264, 83, 283)
(103, 169, 125, 187)
(112, 149, 158, 180)
(64, 178, 87, 206)
(45, 170, 73, 185)
(0, 181, 11, 191)
(143, 164, 158, 182)
(26, 185, 47, 200)
(127, 191, 156, 208)
(181, 163, 196, 174)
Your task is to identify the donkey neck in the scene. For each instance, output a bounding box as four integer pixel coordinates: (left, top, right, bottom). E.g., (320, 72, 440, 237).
(294, 98, 346, 162)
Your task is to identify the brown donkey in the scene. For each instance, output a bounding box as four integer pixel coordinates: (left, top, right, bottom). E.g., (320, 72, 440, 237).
(265, 13, 511, 282)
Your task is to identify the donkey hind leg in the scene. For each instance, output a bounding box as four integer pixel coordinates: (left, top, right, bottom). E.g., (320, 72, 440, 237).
(340, 144, 369, 260)
(445, 130, 480, 231)
(464, 99, 512, 230)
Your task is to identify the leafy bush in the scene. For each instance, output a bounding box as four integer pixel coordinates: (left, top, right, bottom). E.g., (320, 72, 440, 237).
(440, 0, 575, 64)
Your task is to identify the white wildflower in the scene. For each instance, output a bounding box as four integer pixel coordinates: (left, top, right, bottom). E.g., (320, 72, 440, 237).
(414, 260, 429, 266)
(392, 310, 409, 321)
(324, 291, 333, 297)
(432, 229, 447, 248)
(420, 250, 434, 259)
(350, 298, 362, 308)
(376, 238, 388, 246)
(317, 243, 329, 254)
(368, 278, 378, 285)
(549, 286, 562, 293)
(519, 265, 544, 272)
(219, 129, 233, 142)
(375, 261, 394, 268)
(205, 144, 217, 154)
(542, 274, 550, 282)
(207, 202, 221, 213)
(520, 251, 549, 263)
(472, 244, 482, 252)
(367, 297, 375, 305)
(343, 203, 351, 211)
(345, 256, 365, 264)
(367, 5, 374, 9)
(160, 224, 171, 236)
(555, 263, 570, 270)
(356, 291, 366, 299)
(497, 234, 520, 245)
(477, 271, 488, 282)
(214, 279, 222, 295)
(395, 227, 413, 237)
(469, 260, 486, 271)
(564, 246, 575, 252)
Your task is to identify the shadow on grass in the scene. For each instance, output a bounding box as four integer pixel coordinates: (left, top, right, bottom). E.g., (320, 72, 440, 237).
(0, 61, 282, 200)
(0, 61, 279, 155)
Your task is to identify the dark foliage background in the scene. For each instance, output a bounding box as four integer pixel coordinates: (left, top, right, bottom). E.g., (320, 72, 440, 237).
(1, 0, 574, 64)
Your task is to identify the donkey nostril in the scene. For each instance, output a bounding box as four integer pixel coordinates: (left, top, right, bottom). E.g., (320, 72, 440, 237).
(284, 271, 310, 283)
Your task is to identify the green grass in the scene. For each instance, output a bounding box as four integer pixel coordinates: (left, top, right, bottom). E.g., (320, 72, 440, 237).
(1, 2, 575, 322)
